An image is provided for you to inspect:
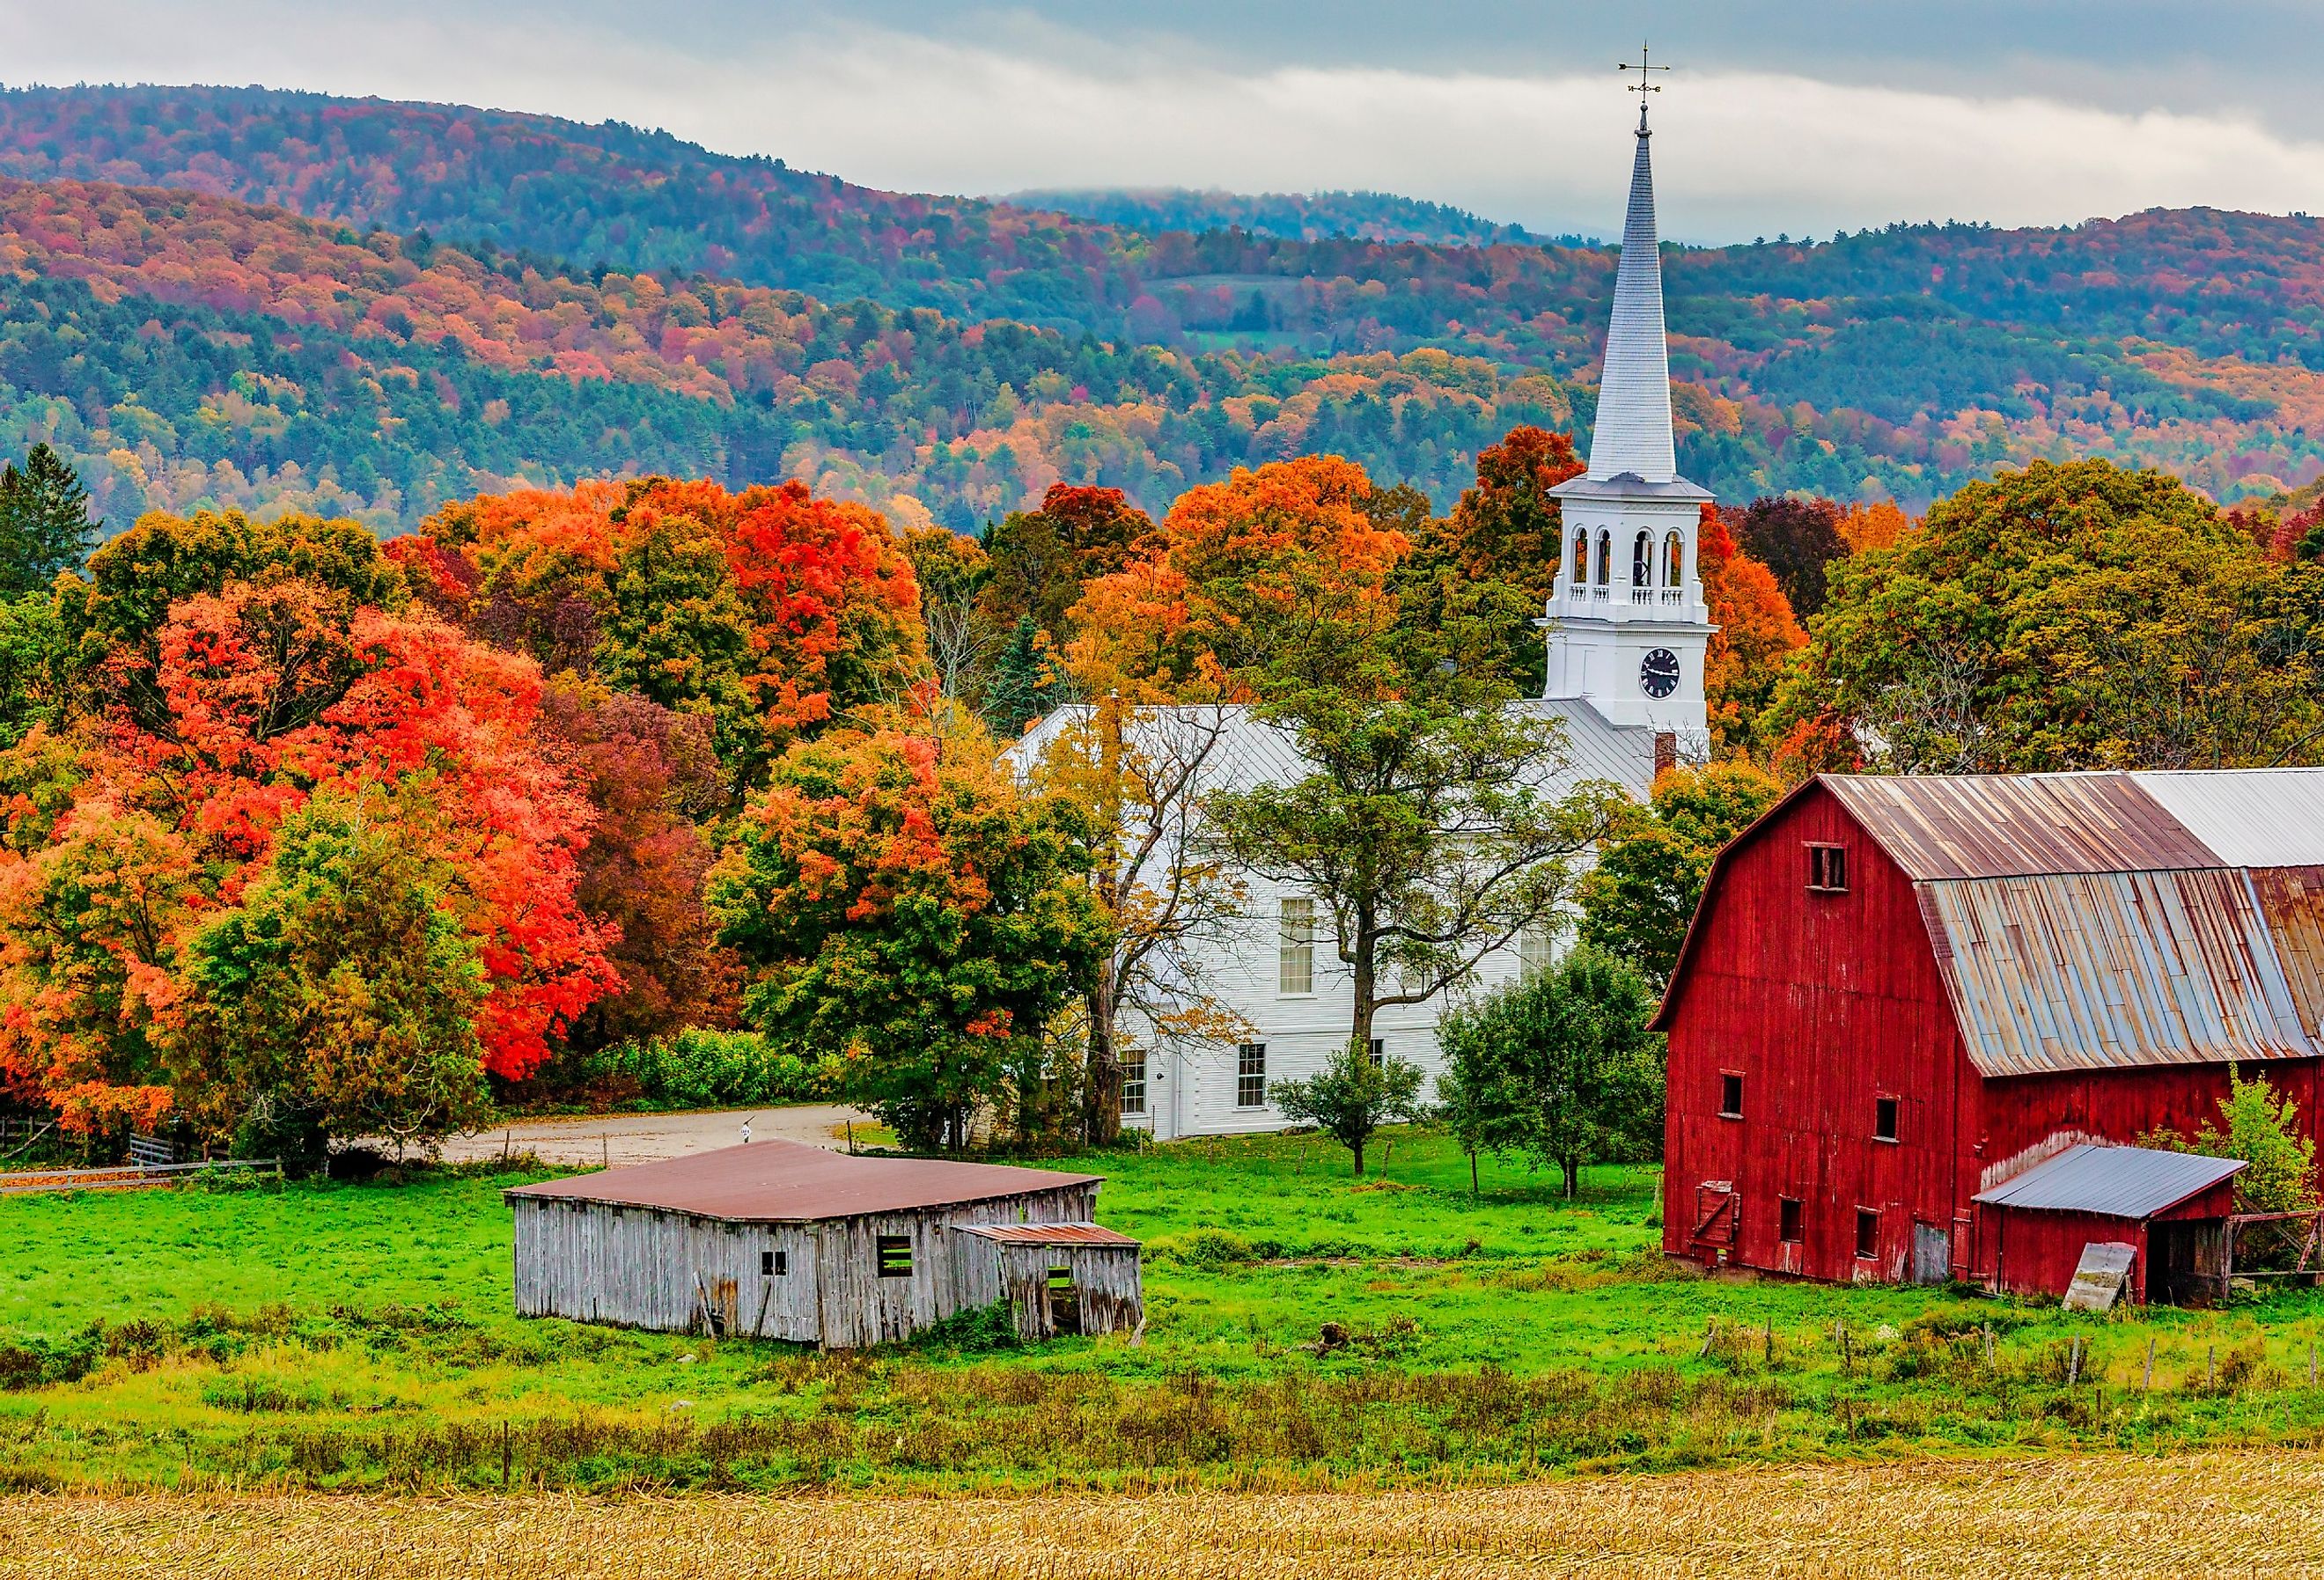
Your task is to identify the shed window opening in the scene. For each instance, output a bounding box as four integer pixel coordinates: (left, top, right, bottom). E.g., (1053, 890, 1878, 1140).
(1807, 843, 1848, 893)
(1236, 1042, 1268, 1108)
(1874, 1096, 1899, 1143)
(1855, 1209, 1879, 1261)
(1278, 897, 1315, 995)
(875, 1234, 914, 1278)
(1718, 1072, 1744, 1119)
(1778, 1197, 1804, 1244)
(1047, 1266, 1074, 1291)
(1121, 1057, 1147, 1116)
(761, 1248, 788, 1277)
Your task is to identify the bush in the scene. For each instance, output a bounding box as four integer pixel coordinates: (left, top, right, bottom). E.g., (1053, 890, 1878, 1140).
(559, 1030, 838, 1112)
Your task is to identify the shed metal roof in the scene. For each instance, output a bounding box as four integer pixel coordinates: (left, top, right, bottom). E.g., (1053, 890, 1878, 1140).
(1922, 869, 2319, 1077)
(504, 1140, 1099, 1222)
(951, 1222, 1140, 1246)
(1973, 1143, 2246, 1218)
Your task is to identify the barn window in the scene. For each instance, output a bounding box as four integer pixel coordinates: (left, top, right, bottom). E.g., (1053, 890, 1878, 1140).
(1278, 898, 1314, 995)
(1779, 1197, 1804, 1243)
(1855, 1209, 1879, 1260)
(761, 1249, 787, 1276)
(1874, 1096, 1899, 1143)
(876, 1234, 914, 1277)
(1121, 1057, 1147, 1116)
(1807, 843, 1848, 893)
(1236, 1042, 1268, 1108)
(1718, 1072, 1744, 1119)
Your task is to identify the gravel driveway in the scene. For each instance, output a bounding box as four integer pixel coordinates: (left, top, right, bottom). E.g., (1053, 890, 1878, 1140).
(429, 1103, 875, 1168)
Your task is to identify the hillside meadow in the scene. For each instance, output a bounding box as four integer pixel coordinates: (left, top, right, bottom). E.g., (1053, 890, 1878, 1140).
(9, 1127, 2324, 1494)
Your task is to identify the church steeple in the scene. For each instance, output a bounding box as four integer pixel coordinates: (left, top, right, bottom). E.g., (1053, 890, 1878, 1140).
(1587, 100, 1677, 482)
(1541, 68, 1714, 759)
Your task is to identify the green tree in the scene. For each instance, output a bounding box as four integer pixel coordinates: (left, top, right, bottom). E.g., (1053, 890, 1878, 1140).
(166, 790, 490, 1167)
(1206, 531, 1618, 1056)
(1773, 460, 2324, 771)
(709, 724, 1109, 1151)
(1433, 951, 1665, 1199)
(984, 615, 1063, 739)
(1578, 761, 1783, 989)
(593, 515, 759, 777)
(1270, 1040, 1426, 1176)
(0, 445, 98, 598)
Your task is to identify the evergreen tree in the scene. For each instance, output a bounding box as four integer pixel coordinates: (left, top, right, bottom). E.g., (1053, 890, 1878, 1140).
(984, 614, 1062, 739)
(0, 445, 97, 597)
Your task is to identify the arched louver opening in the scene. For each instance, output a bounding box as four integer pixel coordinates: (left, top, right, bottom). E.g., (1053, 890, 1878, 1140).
(1633, 530, 1654, 586)
(1595, 529, 1612, 586)
(1665, 530, 1685, 589)
(1571, 529, 1589, 589)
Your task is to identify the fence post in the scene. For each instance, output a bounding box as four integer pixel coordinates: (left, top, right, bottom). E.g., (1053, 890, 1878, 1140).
(2143, 1337, 2155, 1393)
(2066, 1335, 2081, 1387)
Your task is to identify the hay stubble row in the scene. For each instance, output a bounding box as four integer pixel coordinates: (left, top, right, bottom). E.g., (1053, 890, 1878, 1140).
(9, 1450, 2324, 1578)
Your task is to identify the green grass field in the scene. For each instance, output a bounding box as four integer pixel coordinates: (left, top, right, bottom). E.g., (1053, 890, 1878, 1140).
(8, 1125, 2324, 1492)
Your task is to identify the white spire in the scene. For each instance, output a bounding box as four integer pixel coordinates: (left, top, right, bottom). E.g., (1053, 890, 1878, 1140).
(1585, 101, 1678, 483)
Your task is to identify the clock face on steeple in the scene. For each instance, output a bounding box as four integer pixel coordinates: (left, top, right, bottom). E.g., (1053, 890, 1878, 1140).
(1640, 648, 1680, 699)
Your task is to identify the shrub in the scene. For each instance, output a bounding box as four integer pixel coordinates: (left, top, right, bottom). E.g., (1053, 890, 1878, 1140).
(564, 1030, 838, 1112)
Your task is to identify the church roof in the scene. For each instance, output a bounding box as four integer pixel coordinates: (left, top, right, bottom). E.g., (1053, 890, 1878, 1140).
(1585, 106, 1680, 485)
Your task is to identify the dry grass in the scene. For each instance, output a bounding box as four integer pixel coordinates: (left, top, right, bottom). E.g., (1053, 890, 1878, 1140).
(10, 1451, 2324, 1578)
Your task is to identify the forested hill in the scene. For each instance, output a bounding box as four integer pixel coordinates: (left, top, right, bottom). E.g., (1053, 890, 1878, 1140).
(1006, 187, 1575, 247)
(1, 81, 2322, 525)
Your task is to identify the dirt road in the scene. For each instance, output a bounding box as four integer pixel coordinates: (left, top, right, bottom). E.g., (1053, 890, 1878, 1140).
(430, 1104, 873, 1168)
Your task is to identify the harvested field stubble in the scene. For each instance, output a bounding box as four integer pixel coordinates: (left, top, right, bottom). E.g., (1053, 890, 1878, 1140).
(10, 1451, 2324, 1579)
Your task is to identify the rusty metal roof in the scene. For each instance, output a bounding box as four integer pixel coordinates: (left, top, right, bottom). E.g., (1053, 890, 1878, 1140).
(1821, 774, 2219, 881)
(1974, 1143, 2246, 1217)
(504, 1140, 1099, 1222)
(951, 1222, 1140, 1246)
(2250, 867, 2324, 1040)
(1923, 870, 2320, 1077)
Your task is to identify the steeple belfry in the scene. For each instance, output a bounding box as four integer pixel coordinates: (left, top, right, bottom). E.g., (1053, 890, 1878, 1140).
(1588, 99, 1678, 482)
(1539, 58, 1715, 758)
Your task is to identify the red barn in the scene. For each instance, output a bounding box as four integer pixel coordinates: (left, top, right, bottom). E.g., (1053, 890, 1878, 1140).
(1655, 768, 2324, 1300)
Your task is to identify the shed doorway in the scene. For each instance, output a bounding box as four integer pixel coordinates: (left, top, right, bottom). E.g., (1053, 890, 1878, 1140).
(1046, 1266, 1081, 1335)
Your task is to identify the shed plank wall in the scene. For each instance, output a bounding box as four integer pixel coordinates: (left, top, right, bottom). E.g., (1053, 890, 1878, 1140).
(513, 1182, 1098, 1347)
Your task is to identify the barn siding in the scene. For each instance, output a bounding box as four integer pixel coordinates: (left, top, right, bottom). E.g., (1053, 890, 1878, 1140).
(511, 1182, 1098, 1346)
(1663, 783, 1969, 1285)
(987, 1243, 1145, 1340)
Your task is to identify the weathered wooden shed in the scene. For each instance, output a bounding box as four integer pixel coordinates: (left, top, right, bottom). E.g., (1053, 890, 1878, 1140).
(505, 1140, 1143, 1348)
(1657, 768, 2324, 1302)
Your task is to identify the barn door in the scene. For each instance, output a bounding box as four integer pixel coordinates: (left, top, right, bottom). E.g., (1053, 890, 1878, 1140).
(1691, 1181, 1739, 1251)
(1911, 1222, 1950, 1286)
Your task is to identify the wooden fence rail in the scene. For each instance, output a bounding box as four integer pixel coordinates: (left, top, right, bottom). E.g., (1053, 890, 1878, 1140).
(0, 1157, 282, 1195)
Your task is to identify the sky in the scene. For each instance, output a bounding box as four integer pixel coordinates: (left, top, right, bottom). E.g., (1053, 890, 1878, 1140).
(8, 0, 2324, 243)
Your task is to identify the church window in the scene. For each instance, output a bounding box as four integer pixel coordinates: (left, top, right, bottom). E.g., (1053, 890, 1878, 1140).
(1236, 1042, 1268, 1107)
(1277, 898, 1314, 995)
(1571, 531, 1588, 588)
(1665, 531, 1684, 587)
(1594, 530, 1611, 585)
(1633, 531, 1652, 585)
(1519, 921, 1557, 978)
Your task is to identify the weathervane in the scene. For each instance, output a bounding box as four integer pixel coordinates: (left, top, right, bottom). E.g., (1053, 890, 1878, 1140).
(1619, 42, 1670, 126)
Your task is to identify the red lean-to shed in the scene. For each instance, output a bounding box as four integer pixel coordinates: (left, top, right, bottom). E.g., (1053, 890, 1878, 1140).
(1655, 768, 2324, 1301)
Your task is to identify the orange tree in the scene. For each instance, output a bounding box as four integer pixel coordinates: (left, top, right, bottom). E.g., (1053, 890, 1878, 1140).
(708, 719, 1109, 1151)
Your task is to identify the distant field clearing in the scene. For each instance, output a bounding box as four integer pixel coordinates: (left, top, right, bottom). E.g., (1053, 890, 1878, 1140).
(11, 1451, 2324, 1578)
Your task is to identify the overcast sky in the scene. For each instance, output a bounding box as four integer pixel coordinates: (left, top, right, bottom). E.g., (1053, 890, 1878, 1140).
(10, 1, 2324, 242)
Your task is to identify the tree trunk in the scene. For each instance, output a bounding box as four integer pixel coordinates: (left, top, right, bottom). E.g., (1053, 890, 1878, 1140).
(1352, 1134, 1366, 1177)
(1083, 969, 1122, 1147)
(1350, 907, 1378, 1055)
(1563, 1155, 1580, 1200)
(1470, 1148, 1480, 1201)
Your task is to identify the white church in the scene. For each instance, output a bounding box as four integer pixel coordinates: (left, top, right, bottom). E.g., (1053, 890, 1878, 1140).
(1011, 99, 1715, 1140)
